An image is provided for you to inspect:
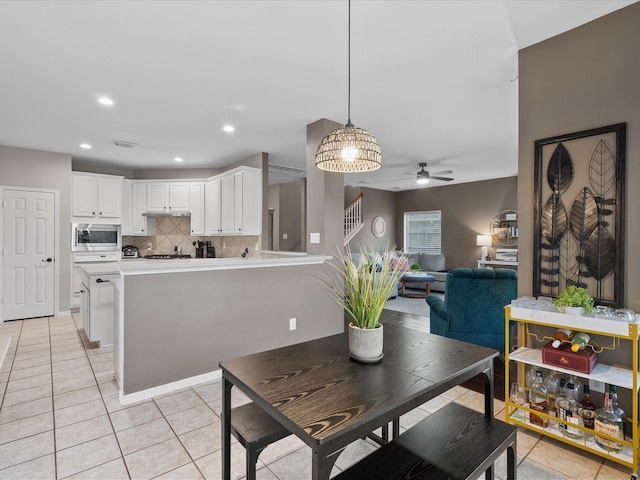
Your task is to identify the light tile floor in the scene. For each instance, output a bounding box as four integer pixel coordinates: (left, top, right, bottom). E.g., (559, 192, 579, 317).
(0, 314, 632, 479)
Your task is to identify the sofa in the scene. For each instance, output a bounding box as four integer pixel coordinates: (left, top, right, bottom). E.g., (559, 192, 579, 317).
(426, 268, 517, 352)
(403, 252, 448, 292)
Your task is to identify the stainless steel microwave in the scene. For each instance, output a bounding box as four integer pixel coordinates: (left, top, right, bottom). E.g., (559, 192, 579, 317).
(72, 223, 121, 252)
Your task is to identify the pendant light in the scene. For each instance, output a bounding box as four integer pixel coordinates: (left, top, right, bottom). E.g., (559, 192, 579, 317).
(315, 0, 382, 173)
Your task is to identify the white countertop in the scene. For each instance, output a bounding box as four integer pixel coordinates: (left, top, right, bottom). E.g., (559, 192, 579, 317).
(78, 263, 121, 276)
(119, 253, 328, 275)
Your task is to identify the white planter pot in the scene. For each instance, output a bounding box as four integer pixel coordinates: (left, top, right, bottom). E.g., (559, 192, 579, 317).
(562, 306, 584, 316)
(349, 323, 383, 363)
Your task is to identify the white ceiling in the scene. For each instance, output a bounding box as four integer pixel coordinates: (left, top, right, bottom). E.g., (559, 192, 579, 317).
(0, 0, 635, 190)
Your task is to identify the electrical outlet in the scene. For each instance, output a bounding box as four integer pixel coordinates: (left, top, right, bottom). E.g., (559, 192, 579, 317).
(282, 233, 288, 239)
(589, 379, 605, 393)
(289, 318, 296, 331)
(147, 242, 152, 250)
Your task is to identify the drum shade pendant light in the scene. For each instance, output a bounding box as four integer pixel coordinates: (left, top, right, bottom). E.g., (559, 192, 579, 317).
(315, 0, 382, 173)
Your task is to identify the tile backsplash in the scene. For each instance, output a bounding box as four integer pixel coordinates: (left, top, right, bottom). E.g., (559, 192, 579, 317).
(122, 218, 259, 258)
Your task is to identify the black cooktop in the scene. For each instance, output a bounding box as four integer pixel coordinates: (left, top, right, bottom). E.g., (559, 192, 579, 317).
(145, 254, 192, 259)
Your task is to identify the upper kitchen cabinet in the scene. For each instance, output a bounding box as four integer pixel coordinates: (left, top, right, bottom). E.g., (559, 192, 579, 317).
(234, 168, 261, 235)
(189, 182, 205, 235)
(121, 180, 156, 236)
(205, 167, 261, 236)
(72, 173, 123, 222)
(146, 182, 190, 213)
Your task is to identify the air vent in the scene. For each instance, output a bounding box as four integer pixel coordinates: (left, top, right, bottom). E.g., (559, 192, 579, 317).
(268, 163, 305, 175)
(112, 140, 138, 149)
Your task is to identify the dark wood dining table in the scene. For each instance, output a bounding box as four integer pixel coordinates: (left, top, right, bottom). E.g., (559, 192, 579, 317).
(219, 311, 499, 479)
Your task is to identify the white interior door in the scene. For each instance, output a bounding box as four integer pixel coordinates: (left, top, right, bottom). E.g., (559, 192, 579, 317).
(3, 188, 56, 320)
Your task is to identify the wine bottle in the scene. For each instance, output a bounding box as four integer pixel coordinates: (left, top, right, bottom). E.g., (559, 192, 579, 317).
(571, 332, 590, 352)
(551, 328, 573, 348)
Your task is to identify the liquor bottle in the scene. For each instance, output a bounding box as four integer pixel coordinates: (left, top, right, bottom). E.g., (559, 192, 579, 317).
(608, 385, 626, 439)
(553, 378, 567, 430)
(571, 332, 591, 352)
(529, 370, 549, 428)
(544, 371, 560, 422)
(551, 328, 573, 348)
(579, 384, 597, 429)
(526, 365, 537, 388)
(557, 381, 571, 434)
(594, 388, 624, 452)
(609, 385, 625, 420)
(561, 383, 584, 439)
(569, 374, 583, 401)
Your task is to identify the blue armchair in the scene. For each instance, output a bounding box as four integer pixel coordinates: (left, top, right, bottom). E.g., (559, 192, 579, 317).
(426, 268, 517, 352)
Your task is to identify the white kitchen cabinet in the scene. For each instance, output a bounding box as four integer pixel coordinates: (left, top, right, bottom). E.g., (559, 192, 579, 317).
(79, 269, 118, 346)
(122, 181, 156, 236)
(220, 174, 235, 234)
(204, 168, 261, 236)
(189, 182, 205, 235)
(233, 168, 261, 235)
(146, 183, 168, 213)
(205, 178, 221, 235)
(146, 182, 190, 213)
(71, 252, 120, 309)
(132, 182, 156, 235)
(72, 173, 122, 221)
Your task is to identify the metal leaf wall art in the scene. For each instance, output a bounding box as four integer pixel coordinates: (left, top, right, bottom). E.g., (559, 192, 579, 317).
(534, 124, 626, 307)
(547, 143, 573, 194)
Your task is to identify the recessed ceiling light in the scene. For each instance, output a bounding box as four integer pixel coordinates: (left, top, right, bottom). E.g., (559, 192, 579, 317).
(80, 143, 92, 149)
(174, 157, 183, 162)
(230, 104, 248, 111)
(97, 96, 114, 106)
(223, 125, 235, 133)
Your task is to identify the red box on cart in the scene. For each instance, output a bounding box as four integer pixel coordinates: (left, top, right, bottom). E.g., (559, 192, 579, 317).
(542, 341, 598, 374)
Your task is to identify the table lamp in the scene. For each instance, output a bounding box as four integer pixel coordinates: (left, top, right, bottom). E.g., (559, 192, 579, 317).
(476, 235, 492, 261)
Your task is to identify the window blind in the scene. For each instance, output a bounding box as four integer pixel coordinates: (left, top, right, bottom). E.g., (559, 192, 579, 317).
(404, 211, 441, 254)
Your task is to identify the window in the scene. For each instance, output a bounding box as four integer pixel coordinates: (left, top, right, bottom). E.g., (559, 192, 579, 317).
(404, 211, 441, 254)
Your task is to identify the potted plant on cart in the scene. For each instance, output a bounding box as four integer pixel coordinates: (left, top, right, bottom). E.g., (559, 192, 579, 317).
(321, 244, 406, 363)
(552, 285, 595, 316)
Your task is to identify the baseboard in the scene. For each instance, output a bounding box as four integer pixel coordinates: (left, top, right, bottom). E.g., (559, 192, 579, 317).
(118, 369, 222, 405)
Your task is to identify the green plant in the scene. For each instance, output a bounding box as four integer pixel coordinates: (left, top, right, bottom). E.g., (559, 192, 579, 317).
(410, 263, 421, 271)
(552, 286, 595, 314)
(320, 244, 405, 329)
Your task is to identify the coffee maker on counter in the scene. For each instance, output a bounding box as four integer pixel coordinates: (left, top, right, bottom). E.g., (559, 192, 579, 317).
(194, 241, 215, 258)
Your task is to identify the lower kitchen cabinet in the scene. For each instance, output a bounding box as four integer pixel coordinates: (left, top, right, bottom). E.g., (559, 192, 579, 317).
(505, 306, 639, 472)
(79, 269, 118, 346)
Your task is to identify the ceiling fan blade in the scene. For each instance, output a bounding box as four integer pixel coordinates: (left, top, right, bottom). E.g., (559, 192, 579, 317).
(430, 176, 454, 182)
(431, 170, 453, 176)
(389, 177, 412, 183)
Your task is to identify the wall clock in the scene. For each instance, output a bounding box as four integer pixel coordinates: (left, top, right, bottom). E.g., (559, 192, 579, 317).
(372, 216, 386, 237)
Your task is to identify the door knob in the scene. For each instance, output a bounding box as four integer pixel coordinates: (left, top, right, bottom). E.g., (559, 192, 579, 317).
(42, 258, 53, 263)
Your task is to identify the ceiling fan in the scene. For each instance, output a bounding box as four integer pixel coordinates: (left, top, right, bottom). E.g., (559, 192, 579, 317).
(392, 163, 454, 185)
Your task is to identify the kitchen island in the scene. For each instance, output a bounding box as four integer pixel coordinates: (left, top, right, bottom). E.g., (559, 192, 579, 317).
(114, 253, 341, 404)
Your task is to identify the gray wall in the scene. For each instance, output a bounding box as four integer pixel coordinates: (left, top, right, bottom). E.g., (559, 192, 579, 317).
(395, 176, 518, 269)
(518, 2, 640, 312)
(278, 179, 306, 252)
(306, 119, 344, 255)
(122, 264, 342, 394)
(345, 186, 398, 252)
(0, 146, 73, 313)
